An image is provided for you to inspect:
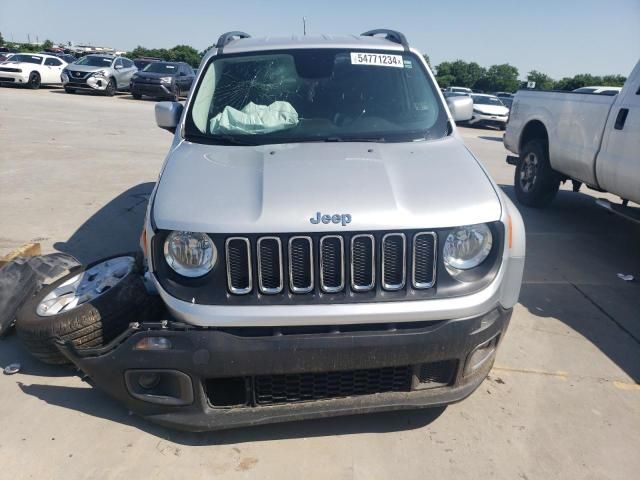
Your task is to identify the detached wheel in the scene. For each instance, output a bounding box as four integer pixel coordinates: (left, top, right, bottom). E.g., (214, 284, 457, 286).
(64, 86, 75, 94)
(514, 139, 560, 208)
(104, 79, 116, 97)
(16, 255, 164, 365)
(28, 72, 41, 89)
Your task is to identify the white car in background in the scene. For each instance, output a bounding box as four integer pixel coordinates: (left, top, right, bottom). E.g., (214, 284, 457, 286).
(467, 93, 510, 130)
(445, 86, 472, 95)
(0, 53, 68, 89)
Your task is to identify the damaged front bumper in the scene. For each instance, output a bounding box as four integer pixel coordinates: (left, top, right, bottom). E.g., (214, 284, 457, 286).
(57, 307, 512, 432)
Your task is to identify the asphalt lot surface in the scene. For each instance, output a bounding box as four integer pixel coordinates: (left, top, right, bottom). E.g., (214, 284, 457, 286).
(1, 86, 639, 480)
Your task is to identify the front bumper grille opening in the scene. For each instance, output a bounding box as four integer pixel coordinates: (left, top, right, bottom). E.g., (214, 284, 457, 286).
(205, 377, 250, 407)
(412, 232, 437, 289)
(320, 235, 345, 293)
(382, 233, 406, 290)
(226, 237, 252, 294)
(257, 237, 283, 294)
(254, 366, 413, 405)
(289, 236, 314, 293)
(417, 360, 458, 389)
(351, 234, 375, 291)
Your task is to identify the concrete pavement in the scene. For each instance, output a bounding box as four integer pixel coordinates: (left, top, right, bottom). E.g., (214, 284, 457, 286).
(0, 86, 639, 480)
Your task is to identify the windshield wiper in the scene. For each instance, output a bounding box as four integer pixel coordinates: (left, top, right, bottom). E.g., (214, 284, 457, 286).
(323, 136, 386, 143)
(186, 132, 257, 146)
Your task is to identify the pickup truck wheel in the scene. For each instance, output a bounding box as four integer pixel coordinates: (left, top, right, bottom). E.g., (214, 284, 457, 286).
(28, 72, 41, 89)
(15, 255, 164, 365)
(515, 140, 560, 207)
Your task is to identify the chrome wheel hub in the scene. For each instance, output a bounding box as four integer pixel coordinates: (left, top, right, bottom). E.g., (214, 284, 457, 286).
(519, 152, 538, 192)
(36, 256, 134, 317)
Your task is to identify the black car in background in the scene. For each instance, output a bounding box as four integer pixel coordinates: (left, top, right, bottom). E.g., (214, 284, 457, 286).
(129, 61, 195, 100)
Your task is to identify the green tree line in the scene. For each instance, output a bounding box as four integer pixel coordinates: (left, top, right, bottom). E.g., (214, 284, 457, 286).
(0, 32, 627, 88)
(432, 58, 627, 93)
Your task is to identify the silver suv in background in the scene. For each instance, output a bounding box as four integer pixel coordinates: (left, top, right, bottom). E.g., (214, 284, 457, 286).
(60, 29, 526, 431)
(61, 54, 137, 96)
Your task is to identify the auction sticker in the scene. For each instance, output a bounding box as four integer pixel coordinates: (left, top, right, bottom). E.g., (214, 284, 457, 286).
(350, 52, 404, 68)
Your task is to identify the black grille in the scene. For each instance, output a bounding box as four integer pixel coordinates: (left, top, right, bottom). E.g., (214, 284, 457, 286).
(0, 67, 21, 73)
(413, 232, 436, 288)
(418, 360, 457, 388)
(351, 235, 375, 291)
(222, 231, 436, 297)
(226, 238, 252, 294)
(254, 366, 413, 405)
(320, 236, 344, 292)
(257, 237, 282, 294)
(382, 234, 406, 290)
(289, 237, 313, 293)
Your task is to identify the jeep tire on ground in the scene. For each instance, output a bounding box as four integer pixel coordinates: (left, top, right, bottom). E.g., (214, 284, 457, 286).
(514, 139, 560, 207)
(16, 255, 164, 365)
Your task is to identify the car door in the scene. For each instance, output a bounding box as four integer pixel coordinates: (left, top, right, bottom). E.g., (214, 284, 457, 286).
(43, 57, 64, 84)
(596, 61, 640, 204)
(120, 58, 137, 88)
(112, 58, 125, 88)
(181, 64, 195, 93)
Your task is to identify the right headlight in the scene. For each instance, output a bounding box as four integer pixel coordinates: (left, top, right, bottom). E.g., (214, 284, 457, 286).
(443, 223, 493, 271)
(163, 231, 216, 277)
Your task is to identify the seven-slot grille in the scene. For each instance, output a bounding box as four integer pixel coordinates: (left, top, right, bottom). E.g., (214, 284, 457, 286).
(225, 232, 437, 296)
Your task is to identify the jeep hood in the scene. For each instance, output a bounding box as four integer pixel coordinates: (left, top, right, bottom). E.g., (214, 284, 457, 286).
(153, 136, 502, 233)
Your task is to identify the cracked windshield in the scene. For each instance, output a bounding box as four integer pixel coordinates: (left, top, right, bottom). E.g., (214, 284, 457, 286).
(188, 49, 448, 143)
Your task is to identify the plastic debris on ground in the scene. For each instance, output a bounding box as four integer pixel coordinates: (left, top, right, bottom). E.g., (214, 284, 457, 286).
(616, 273, 635, 282)
(3, 363, 21, 375)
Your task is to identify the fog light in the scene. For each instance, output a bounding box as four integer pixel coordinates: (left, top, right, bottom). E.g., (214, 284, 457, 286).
(464, 336, 499, 376)
(134, 337, 172, 351)
(138, 372, 160, 389)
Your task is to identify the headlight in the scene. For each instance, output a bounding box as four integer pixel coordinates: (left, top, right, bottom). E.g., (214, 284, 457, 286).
(164, 231, 216, 277)
(443, 224, 493, 271)
(93, 69, 109, 77)
(160, 76, 173, 84)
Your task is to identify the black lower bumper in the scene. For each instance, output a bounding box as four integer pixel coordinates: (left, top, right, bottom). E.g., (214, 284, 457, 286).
(58, 307, 512, 431)
(130, 83, 173, 98)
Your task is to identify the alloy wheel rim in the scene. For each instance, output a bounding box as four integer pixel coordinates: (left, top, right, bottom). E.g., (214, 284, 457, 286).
(36, 256, 135, 317)
(519, 152, 538, 192)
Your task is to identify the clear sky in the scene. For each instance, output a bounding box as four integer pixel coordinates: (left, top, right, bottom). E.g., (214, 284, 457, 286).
(1, 0, 638, 79)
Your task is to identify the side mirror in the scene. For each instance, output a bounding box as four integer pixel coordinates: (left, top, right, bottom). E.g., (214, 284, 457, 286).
(155, 101, 184, 133)
(446, 96, 473, 122)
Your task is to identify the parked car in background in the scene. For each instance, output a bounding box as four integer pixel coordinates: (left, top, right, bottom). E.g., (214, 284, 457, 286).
(500, 97, 514, 109)
(572, 86, 622, 96)
(444, 86, 472, 95)
(494, 92, 514, 99)
(467, 94, 509, 129)
(130, 61, 195, 100)
(0, 53, 68, 89)
(42, 52, 78, 64)
(504, 60, 639, 215)
(61, 54, 137, 96)
(133, 57, 163, 70)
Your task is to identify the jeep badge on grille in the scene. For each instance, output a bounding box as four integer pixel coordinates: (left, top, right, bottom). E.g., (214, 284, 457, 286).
(310, 212, 352, 226)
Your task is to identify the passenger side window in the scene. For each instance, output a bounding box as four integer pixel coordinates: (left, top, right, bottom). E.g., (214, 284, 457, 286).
(114, 58, 123, 69)
(44, 58, 62, 66)
(122, 58, 134, 68)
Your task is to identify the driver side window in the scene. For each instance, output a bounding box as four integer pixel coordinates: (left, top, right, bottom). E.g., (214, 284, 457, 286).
(44, 58, 62, 66)
(114, 58, 123, 69)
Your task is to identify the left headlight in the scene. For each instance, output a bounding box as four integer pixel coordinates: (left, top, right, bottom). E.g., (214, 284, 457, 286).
(443, 223, 493, 271)
(160, 76, 173, 84)
(164, 231, 217, 277)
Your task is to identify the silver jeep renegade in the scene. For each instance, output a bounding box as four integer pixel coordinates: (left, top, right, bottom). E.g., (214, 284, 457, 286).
(68, 30, 525, 431)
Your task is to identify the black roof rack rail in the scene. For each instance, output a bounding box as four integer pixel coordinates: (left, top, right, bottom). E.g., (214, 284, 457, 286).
(361, 29, 409, 51)
(215, 31, 251, 54)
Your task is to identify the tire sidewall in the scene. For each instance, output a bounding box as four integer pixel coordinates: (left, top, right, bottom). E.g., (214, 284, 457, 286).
(514, 139, 560, 208)
(104, 78, 116, 96)
(28, 72, 41, 89)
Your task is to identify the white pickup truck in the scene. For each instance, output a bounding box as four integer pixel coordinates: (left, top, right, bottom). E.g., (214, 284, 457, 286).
(504, 60, 640, 219)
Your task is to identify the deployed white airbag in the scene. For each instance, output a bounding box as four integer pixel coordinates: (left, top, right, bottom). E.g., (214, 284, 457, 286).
(210, 101, 299, 135)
